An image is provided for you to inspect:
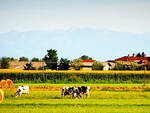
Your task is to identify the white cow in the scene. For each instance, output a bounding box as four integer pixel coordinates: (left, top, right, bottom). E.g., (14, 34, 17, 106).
(15, 86, 29, 97)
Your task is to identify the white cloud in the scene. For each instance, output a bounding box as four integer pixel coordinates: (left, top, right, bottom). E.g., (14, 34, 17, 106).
(0, 1, 150, 34)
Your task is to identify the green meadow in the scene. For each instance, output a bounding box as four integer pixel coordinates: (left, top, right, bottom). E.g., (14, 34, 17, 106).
(1, 86, 150, 113)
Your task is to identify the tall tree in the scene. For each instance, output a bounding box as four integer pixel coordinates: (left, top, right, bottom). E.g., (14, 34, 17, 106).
(43, 49, 58, 70)
(19, 57, 29, 61)
(80, 55, 93, 60)
(58, 58, 70, 70)
(0, 57, 10, 69)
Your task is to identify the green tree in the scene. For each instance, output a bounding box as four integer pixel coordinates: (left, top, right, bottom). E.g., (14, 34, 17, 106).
(43, 49, 58, 70)
(0, 57, 10, 69)
(80, 55, 93, 60)
(141, 52, 146, 57)
(19, 57, 29, 61)
(114, 62, 125, 70)
(58, 58, 70, 70)
(136, 52, 142, 57)
(70, 59, 83, 70)
(128, 62, 139, 70)
(5, 57, 15, 61)
(24, 62, 36, 70)
(31, 57, 40, 62)
(92, 61, 103, 70)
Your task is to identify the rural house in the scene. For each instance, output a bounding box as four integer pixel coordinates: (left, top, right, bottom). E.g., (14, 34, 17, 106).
(80, 60, 95, 70)
(115, 54, 150, 65)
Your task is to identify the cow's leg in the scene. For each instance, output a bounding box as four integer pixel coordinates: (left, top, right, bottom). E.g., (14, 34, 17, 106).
(61, 89, 64, 97)
(64, 92, 68, 98)
(25, 92, 29, 96)
(86, 91, 90, 97)
(19, 93, 21, 97)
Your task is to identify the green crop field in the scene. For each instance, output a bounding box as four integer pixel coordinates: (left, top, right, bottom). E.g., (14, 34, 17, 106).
(1, 85, 150, 113)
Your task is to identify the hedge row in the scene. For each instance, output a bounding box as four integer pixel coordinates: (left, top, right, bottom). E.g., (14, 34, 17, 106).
(0, 71, 149, 84)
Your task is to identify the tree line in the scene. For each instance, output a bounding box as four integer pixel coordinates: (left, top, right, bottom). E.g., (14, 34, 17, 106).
(0, 49, 149, 70)
(0, 49, 103, 70)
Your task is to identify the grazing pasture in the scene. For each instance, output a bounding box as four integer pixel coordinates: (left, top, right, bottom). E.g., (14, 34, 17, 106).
(1, 85, 150, 113)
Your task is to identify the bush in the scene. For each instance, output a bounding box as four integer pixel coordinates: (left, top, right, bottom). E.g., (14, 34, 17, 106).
(0, 57, 10, 69)
(92, 61, 103, 70)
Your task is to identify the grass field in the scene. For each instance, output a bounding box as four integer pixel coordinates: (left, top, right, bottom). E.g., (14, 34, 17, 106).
(1, 84, 150, 113)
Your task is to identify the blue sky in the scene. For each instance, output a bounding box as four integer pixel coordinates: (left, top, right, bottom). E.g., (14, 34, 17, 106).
(0, 0, 150, 61)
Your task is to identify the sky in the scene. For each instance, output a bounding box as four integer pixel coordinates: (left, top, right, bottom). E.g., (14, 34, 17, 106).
(0, 0, 150, 61)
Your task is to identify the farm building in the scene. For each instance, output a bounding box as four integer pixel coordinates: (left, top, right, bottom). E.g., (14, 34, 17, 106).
(80, 60, 95, 70)
(115, 55, 150, 65)
(9, 61, 46, 70)
(103, 62, 116, 70)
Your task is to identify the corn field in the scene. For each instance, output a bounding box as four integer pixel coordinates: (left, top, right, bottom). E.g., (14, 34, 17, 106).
(0, 69, 150, 83)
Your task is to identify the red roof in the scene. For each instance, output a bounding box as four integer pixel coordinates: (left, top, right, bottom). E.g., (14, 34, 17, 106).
(115, 56, 150, 62)
(82, 60, 95, 63)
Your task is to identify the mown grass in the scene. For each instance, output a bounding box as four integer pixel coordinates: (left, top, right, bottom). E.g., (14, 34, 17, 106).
(1, 88, 150, 113)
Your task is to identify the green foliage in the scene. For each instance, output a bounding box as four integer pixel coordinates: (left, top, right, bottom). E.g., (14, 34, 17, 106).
(24, 62, 36, 70)
(142, 52, 146, 57)
(58, 58, 70, 70)
(92, 61, 103, 70)
(70, 59, 83, 70)
(0, 57, 10, 69)
(114, 62, 125, 70)
(38, 66, 45, 70)
(80, 55, 93, 60)
(136, 52, 142, 57)
(1, 71, 150, 84)
(43, 49, 58, 70)
(114, 62, 139, 70)
(19, 57, 29, 61)
(128, 62, 139, 70)
(31, 57, 40, 62)
(136, 52, 146, 57)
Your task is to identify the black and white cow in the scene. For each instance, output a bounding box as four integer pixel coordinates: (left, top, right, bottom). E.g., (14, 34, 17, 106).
(15, 86, 29, 97)
(61, 87, 75, 97)
(61, 86, 90, 99)
(77, 86, 90, 97)
(72, 87, 82, 99)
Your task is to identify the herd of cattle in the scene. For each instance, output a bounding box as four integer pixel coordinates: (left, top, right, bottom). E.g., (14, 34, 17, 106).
(15, 86, 90, 99)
